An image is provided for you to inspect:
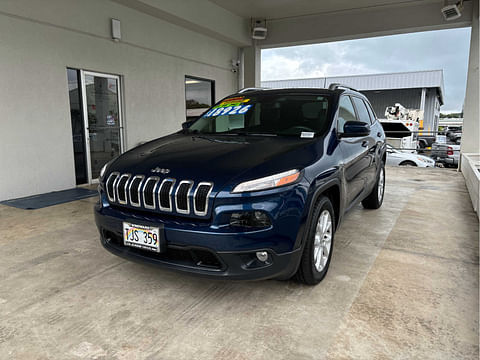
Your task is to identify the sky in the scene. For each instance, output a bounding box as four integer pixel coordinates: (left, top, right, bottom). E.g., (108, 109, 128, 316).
(261, 27, 471, 113)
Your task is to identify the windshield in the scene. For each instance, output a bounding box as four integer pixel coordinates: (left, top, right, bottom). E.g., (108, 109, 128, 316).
(187, 94, 331, 136)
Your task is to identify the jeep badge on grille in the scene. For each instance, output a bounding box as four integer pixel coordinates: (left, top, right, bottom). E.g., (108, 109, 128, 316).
(151, 167, 170, 174)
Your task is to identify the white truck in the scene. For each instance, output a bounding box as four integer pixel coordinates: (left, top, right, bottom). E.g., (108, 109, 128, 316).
(379, 103, 421, 153)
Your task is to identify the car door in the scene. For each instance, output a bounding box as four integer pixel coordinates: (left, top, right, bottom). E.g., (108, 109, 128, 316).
(337, 95, 370, 207)
(351, 97, 377, 186)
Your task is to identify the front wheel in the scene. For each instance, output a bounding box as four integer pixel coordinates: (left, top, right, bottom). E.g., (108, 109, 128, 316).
(399, 160, 417, 167)
(295, 196, 335, 285)
(362, 165, 385, 209)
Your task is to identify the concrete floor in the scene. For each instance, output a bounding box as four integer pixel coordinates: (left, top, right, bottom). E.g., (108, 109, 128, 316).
(0, 167, 478, 359)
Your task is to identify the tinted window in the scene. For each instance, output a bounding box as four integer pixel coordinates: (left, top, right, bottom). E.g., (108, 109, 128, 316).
(188, 94, 331, 137)
(337, 96, 357, 133)
(352, 97, 370, 125)
(363, 100, 377, 124)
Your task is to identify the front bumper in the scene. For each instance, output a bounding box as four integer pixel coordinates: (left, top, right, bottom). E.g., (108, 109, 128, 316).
(95, 203, 303, 280)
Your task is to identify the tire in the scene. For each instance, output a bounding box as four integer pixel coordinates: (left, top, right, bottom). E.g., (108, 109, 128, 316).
(295, 196, 335, 285)
(399, 160, 417, 167)
(362, 164, 385, 209)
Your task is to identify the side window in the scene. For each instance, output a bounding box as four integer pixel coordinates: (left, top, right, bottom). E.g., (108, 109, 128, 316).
(364, 100, 377, 124)
(337, 96, 357, 133)
(352, 97, 371, 125)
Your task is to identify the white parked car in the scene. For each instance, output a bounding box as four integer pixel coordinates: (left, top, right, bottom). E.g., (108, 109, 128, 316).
(386, 145, 435, 167)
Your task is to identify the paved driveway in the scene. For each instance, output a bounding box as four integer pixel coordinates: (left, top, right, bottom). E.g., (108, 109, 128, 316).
(0, 167, 478, 359)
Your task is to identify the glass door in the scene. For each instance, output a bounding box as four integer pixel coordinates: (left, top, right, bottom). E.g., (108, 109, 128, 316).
(67, 68, 88, 185)
(80, 71, 123, 183)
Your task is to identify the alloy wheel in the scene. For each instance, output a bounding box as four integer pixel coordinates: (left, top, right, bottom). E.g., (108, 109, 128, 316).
(313, 210, 332, 272)
(378, 167, 385, 203)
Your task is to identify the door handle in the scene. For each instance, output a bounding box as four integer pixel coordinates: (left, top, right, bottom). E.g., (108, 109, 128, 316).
(361, 140, 368, 147)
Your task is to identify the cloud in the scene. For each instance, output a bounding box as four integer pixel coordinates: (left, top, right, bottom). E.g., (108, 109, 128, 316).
(262, 52, 376, 81)
(261, 27, 471, 112)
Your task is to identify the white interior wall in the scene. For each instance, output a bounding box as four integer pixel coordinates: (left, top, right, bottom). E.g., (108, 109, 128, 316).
(0, 0, 238, 201)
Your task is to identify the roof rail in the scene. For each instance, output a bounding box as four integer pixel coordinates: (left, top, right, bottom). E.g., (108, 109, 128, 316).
(238, 87, 269, 93)
(328, 83, 359, 92)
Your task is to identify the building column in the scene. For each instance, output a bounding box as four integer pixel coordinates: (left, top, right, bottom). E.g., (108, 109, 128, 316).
(419, 87, 428, 132)
(243, 45, 261, 88)
(420, 87, 426, 111)
(461, 0, 479, 154)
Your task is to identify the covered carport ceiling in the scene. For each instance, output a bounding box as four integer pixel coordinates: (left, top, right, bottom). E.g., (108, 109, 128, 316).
(113, 0, 473, 48)
(210, 0, 449, 20)
(211, 0, 473, 47)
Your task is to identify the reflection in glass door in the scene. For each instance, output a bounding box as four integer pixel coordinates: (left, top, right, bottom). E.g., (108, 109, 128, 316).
(80, 71, 123, 182)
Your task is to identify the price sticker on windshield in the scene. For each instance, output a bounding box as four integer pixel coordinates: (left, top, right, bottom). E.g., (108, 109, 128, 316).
(203, 96, 252, 117)
(204, 104, 252, 117)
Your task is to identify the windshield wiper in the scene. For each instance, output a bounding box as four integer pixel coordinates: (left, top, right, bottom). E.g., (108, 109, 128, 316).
(182, 128, 199, 134)
(191, 135, 248, 144)
(221, 131, 277, 137)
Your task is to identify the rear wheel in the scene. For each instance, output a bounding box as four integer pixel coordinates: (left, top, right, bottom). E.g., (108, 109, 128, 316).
(295, 196, 335, 285)
(362, 164, 385, 209)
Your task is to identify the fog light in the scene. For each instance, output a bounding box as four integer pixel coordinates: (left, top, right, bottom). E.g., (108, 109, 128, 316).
(253, 211, 268, 223)
(256, 251, 268, 262)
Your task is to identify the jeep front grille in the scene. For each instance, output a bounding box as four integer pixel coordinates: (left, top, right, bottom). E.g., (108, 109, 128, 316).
(193, 182, 213, 216)
(106, 172, 120, 202)
(175, 181, 193, 214)
(143, 176, 160, 209)
(116, 174, 131, 204)
(106, 173, 213, 217)
(159, 178, 175, 211)
(128, 175, 144, 207)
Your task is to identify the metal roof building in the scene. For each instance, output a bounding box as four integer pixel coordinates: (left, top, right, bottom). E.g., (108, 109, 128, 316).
(262, 70, 445, 133)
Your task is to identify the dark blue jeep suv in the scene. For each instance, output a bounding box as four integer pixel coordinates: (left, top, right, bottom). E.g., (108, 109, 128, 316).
(94, 85, 386, 285)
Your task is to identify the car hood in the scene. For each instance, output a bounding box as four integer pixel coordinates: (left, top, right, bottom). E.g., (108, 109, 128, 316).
(106, 133, 323, 190)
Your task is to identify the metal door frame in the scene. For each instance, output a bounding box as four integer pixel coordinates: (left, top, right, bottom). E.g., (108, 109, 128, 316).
(80, 70, 124, 184)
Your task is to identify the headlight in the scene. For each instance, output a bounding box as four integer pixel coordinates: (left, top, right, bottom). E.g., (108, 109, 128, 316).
(416, 157, 429, 163)
(232, 169, 300, 193)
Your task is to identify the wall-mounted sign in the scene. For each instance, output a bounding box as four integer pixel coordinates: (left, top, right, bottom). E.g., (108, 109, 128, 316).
(106, 114, 115, 126)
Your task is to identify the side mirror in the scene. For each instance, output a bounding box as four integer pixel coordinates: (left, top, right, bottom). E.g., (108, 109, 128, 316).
(182, 119, 195, 129)
(340, 121, 370, 138)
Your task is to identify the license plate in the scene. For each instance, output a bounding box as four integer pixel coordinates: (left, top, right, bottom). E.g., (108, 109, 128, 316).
(123, 222, 161, 253)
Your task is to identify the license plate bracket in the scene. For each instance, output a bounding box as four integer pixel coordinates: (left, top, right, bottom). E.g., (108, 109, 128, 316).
(122, 222, 165, 253)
